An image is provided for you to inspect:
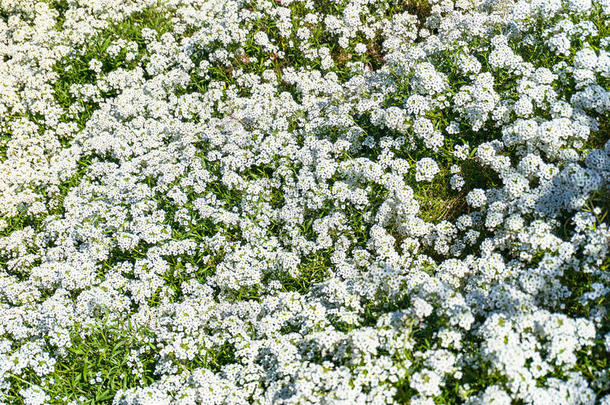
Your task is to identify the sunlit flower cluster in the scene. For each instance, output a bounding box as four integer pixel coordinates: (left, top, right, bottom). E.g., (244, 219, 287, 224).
(0, 0, 608, 403)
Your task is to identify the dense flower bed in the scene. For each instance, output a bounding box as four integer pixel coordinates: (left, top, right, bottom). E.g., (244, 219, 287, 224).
(0, 0, 609, 403)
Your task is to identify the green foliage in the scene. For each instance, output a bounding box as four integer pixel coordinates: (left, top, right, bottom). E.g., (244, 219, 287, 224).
(5, 321, 157, 404)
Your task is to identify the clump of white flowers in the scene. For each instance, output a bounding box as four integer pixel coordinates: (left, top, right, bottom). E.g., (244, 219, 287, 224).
(0, 0, 609, 403)
(415, 158, 440, 182)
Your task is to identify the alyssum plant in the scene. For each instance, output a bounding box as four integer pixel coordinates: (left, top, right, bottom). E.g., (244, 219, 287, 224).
(0, 0, 608, 403)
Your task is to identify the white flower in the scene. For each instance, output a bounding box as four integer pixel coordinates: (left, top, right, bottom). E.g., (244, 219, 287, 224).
(20, 385, 49, 405)
(355, 43, 367, 55)
(3, 0, 609, 403)
(415, 158, 440, 182)
(410, 369, 442, 397)
(466, 189, 487, 208)
(411, 297, 433, 319)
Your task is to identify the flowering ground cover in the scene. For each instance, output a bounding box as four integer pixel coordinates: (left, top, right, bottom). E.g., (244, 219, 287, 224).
(0, 0, 609, 403)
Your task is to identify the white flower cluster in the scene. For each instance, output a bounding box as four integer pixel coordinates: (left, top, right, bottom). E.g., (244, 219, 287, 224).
(0, 0, 609, 403)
